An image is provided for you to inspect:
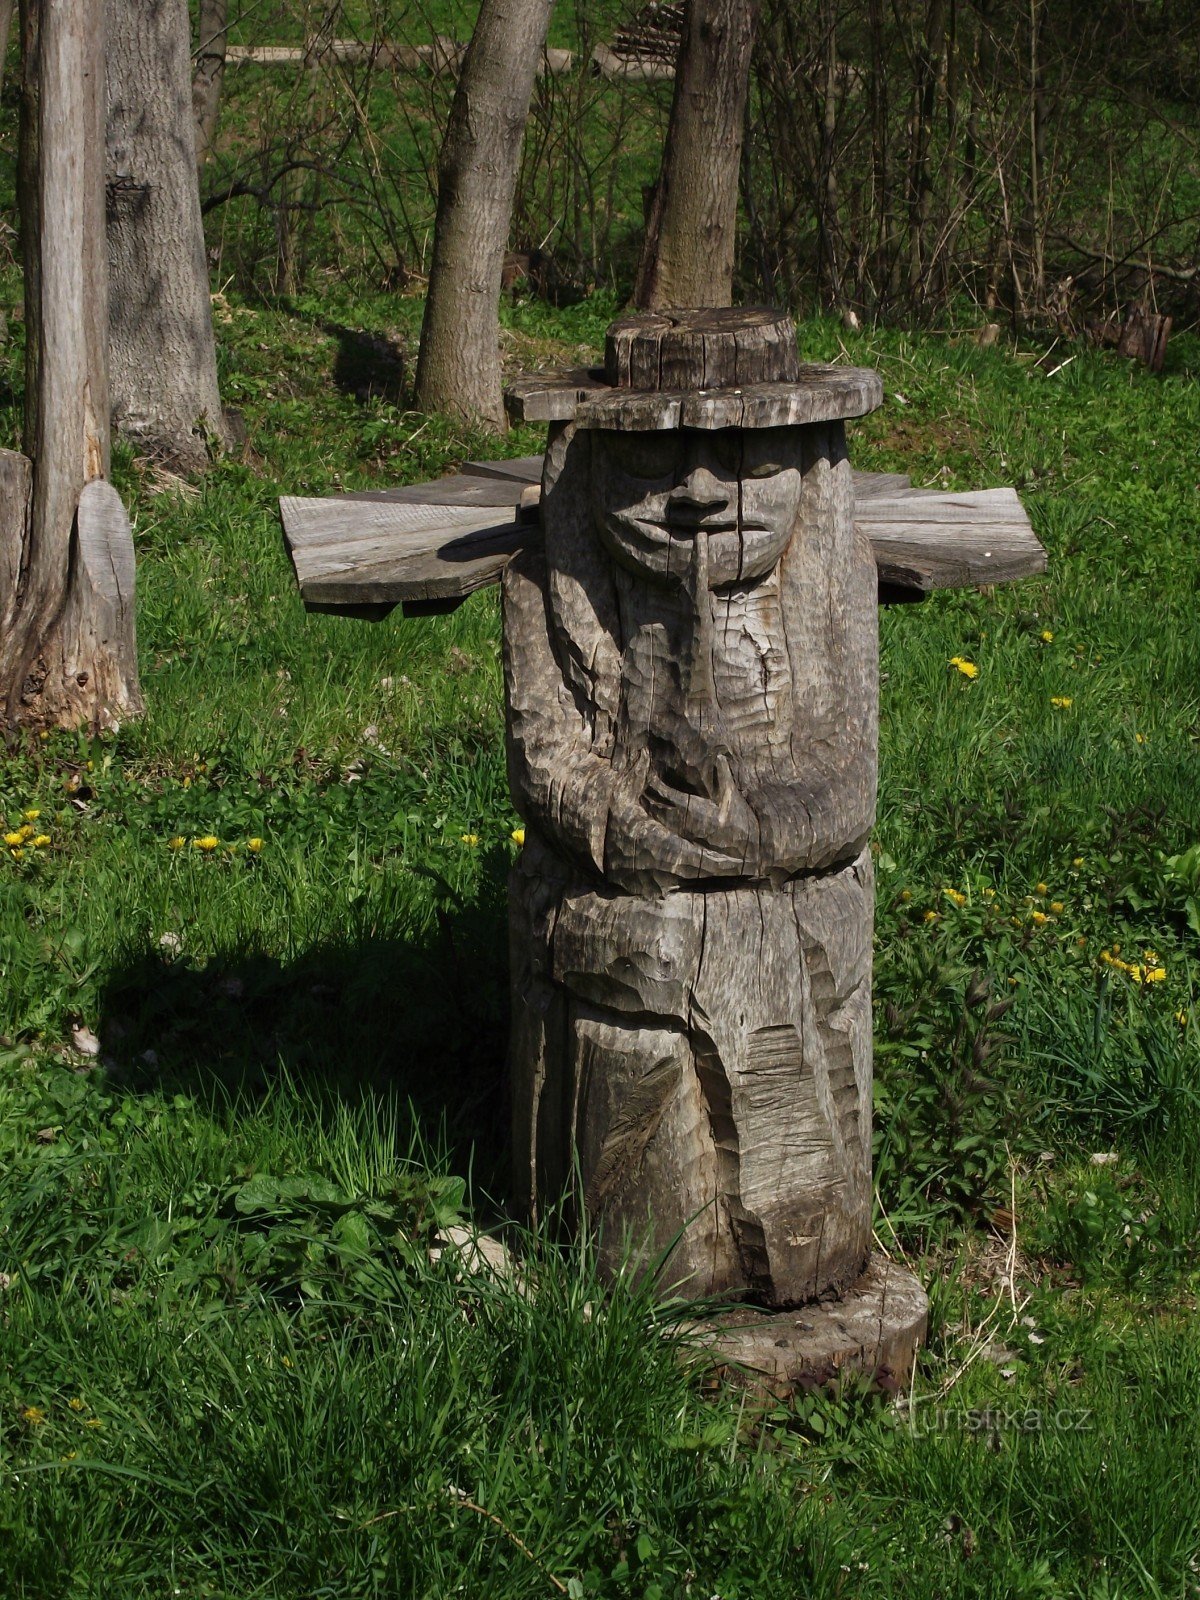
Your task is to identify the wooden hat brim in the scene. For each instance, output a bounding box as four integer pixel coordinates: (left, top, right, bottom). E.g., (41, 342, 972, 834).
(504, 366, 883, 428)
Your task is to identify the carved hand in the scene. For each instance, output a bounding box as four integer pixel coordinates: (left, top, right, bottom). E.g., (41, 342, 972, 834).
(643, 753, 761, 870)
(604, 749, 750, 888)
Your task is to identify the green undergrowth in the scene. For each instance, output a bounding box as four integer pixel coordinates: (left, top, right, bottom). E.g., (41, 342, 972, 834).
(0, 284, 1198, 1596)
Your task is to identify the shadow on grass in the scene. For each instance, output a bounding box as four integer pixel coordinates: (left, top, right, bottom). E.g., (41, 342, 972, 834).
(326, 319, 407, 403)
(94, 874, 513, 1204)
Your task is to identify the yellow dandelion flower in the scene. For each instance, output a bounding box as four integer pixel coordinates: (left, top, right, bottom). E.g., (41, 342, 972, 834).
(167, 836, 185, 851)
(83, 1417, 103, 1429)
(1072, 856, 1084, 868)
(1050, 901, 1064, 914)
(22, 809, 40, 822)
(9, 848, 24, 861)
(1035, 882, 1048, 895)
(1112, 943, 1122, 956)
(21, 1406, 46, 1426)
(459, 833, 479, 847)
(246, 837, 264, 854)
(948, 656, 979, 680)
(923, 909, 939, 924)
(1030, 910, 1049, 926)
(1127, 964, 1145, 983)
(3, 831, 22, 847)
(1144, 967, 1167, 984)
(1135, 732, 1146, 745)
(31, 835, 51, 849)
(944, 888, 967, 907)
(192, 836, 219, 852)
(510, 828, 525, 847)
(899, 889, 912, 903)
(982, 887, 996, 900)
(68, 1397, 84, 1412)
(1144, 950, 1159, 965)
(1176, 1011, 1190, 1027)
(1050, 696, 1073, 709)
(17, 824, 34, 841)
(1040, 630, 1054, 643)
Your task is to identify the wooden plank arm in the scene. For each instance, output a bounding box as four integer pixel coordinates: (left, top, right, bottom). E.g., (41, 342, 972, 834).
(278, 469, 1046, 617)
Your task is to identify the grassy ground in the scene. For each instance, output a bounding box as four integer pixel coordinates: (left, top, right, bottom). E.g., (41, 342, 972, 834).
(0, 278, 1199, 1597)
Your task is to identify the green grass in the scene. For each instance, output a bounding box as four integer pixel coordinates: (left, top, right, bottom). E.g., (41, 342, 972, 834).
(0, 285, 1198, 1596)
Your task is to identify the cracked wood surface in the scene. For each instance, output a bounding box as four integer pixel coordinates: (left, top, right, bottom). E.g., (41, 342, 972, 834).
(502, 398, 879, 1306)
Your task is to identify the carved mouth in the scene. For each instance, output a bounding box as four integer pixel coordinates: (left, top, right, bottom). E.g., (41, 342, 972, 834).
(659, 519, 768, 536)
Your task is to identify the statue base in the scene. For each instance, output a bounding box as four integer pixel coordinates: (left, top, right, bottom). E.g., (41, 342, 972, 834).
(692, 1253, 928, 1397)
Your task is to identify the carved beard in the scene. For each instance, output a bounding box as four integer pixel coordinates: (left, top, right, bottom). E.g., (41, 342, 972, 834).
(588, 426, 805, 590)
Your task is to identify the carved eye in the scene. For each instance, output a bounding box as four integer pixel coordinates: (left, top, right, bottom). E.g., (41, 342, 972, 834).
(708, 432, 742, 474)
(607, 431, 678, 480)
(742, 430, 795, 479)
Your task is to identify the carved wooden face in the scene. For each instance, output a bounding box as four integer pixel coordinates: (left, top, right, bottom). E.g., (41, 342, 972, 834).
(589, 426, 805, 588)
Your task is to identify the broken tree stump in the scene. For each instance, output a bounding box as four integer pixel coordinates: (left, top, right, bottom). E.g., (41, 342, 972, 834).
(1116, 308, 1171, 374)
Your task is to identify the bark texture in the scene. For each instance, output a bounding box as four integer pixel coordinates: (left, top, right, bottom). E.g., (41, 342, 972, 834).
(192, 0, 227, 173)
(1, 0, 141, 731)
(503, 311, 881, 1306)
(633, 0, 759, 311)
(106, 0, 230, 468)
(414, 0, 555, 428)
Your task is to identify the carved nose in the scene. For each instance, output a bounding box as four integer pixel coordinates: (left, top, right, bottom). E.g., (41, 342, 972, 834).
(670, 465, 731, 520)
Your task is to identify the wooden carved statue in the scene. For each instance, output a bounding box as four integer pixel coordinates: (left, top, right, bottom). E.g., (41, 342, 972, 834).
(280, 303, 1051, 1381)
(504, 309, 886, 1308)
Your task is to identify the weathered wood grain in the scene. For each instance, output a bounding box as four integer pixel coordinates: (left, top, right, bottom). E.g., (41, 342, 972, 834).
(509, 846, 875, 1302)
(338, 476, 532, 508)
(462, 454, 542, 484)
(281, 495, 535, 607)
(861, 487, 1047, 591)
(279, 465, 1043, 612)
(508, 363, 883, 430)
(604, 307, 801, 389)
(503, 360, 881, 1308)
(698, 1252, 929, 1395)
(577, 371, 883, 430)
(503, 366, 609, 423)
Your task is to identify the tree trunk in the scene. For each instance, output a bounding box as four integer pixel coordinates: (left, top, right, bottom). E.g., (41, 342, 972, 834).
(1025, 0, 1046, 311)
(0, 0, 141, 732)
(908, 0, 946, 303)
(106, 0, 230, 469)
(0, 0, 15, 99)
(414, 0, 555, 429)
(192, 0, 227, 173)
(633, 0, 759, 311)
